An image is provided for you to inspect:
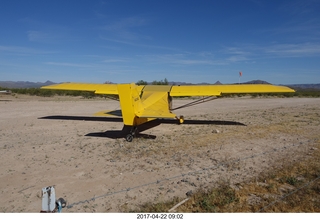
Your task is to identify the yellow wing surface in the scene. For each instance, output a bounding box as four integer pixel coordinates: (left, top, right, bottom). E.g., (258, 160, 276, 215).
(42, 82, 149, 95)
(42, 83, 119, 95)
(42, 82, 294, 96)
(169, 84, 294, 96)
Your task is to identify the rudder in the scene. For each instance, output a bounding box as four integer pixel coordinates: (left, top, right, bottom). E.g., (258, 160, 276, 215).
(117, 83, 145, 126)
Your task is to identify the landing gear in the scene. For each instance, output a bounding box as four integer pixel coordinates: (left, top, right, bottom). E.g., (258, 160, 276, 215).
(125, 134, 134, 142)
(122, 126, 138, 142)
(178, 115, 184, 124)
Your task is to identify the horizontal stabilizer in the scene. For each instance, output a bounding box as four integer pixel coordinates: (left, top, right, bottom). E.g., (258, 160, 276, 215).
(94, 110, 122, 117)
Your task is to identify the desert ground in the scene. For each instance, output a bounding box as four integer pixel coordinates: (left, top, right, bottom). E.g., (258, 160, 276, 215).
(0, 94, 319, 212)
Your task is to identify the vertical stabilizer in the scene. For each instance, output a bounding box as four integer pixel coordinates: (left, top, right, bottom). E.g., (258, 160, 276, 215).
(117, 83, 145, 126)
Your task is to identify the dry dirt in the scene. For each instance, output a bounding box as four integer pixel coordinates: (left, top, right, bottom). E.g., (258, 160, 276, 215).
(0, 94, 319, 212)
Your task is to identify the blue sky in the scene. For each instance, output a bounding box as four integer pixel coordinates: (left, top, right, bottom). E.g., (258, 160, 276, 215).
(0, 0, 320, 84)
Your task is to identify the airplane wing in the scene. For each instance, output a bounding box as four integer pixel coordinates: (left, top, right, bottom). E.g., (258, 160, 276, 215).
(169, 84, 294, 96)
(41, 82, 120, 95)
(41, 82, 148, 95)
(41, 82, 295, 126)
(42, 83, 294, 96)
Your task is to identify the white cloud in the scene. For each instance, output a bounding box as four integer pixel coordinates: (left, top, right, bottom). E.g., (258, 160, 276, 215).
(27, 31, 49, 42)
(0, 45, 56, 55)
(222, 42, 320, 60)
(101, 16, 149, 40)
(102, 17, 147, 31)
(265, 43, 320, 57)
(27, 30, 68, 43)
(100, 36, 180, 51)
(226, 55, 249, 62)
(44, 62, 93, 68)
(138, 53, 227, 66)
(102, 59, 128, 63)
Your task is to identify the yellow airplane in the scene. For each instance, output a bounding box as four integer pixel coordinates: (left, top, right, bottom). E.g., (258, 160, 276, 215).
(41, 82, 294, 141)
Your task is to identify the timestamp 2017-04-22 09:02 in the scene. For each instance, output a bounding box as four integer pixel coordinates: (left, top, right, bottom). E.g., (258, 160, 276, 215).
(137, 213, 184, 219)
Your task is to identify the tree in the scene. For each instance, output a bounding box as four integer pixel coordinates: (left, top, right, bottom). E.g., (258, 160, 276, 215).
(136, 80, 148, 85)
(151, 78, 169, 85)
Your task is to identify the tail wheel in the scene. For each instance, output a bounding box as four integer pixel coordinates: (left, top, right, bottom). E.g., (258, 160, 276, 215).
(125, 134, 134, 142)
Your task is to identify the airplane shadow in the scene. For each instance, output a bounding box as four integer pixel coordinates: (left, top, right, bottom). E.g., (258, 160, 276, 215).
(85, 130, 157, 140)
(39, 115, 246, 140)
(39, 115, 123, 122)
(159, 118, 246, 126)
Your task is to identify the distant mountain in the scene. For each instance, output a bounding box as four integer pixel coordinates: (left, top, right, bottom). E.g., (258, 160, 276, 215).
(168, 80, 271, 85)
(168, 81, 190, 85)
(285, 84, 320, 90)
(240, 80, 271, 84)
(239, 81, 320, 90)
(0, 81, 56, 88)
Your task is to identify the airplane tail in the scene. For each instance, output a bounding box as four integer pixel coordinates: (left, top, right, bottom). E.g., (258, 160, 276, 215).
(117, 83, 176, 127)
(117, 83, 147, 126)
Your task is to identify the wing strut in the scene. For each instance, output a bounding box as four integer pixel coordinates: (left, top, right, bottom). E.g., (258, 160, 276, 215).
(171, 96, 218, 111)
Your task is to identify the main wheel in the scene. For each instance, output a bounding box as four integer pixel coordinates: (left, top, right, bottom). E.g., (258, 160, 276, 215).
(125, 134, 134, 142)
(179, 115, 184, 124)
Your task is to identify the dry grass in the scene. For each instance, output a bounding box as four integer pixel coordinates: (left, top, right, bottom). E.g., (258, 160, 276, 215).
(133, 140, 320, 212)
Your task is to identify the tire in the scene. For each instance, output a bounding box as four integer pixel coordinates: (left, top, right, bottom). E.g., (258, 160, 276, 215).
(125, 134, 133, 142)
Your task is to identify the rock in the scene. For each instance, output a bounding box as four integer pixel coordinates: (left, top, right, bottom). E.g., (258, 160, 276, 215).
(278, 184, 295, 193)
(247, 194, 262, 205)
(186, 190, 193, 197)
(212, 129, 220, 133)
(256, 182, 268, 187)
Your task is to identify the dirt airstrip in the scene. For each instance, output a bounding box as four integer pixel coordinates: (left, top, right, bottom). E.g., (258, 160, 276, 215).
(0, 94, 319, 212)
